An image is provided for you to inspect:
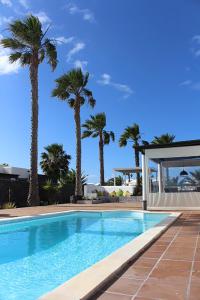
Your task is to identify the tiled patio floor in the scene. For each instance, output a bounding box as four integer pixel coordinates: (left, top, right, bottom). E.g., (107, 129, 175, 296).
(0, 205, 199, 300)
(92, 211, 200, 300)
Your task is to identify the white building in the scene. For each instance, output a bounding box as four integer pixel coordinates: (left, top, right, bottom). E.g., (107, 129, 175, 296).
(138, 139, 200, 210)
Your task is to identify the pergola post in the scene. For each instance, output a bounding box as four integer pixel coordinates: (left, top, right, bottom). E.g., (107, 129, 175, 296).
(158, 162, 162, 193)
(142, 153, 147, 210)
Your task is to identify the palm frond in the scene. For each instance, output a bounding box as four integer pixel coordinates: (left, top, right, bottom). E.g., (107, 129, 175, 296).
(88, 97, 96, 108)
(0, 38, 26, 50)
(9, 52, 22, 63)
(44, 39, 57, 70)
(68, 98, 75, 108)
(20, 52, 32, 66)
(82, 130, 93, 139)
(52, 87, 70, 100)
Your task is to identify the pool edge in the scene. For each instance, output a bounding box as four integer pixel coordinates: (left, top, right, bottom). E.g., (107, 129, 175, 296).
(39, 211, 181, 300)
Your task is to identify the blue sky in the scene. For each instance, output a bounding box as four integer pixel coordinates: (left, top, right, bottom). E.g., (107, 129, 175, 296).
(0, 0, 200, 183)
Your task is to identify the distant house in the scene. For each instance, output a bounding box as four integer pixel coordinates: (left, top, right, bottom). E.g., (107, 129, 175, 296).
(0, 166, 45, 182)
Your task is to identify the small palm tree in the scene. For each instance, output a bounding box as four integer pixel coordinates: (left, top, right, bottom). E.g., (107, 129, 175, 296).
(40, 144, 71, 184)
(82, 113, 115, 185)
(0, 15, 57, 206)
(52, 68, 95, 198)
(152, 133, 175, 144)
(119, 124, 141, 187)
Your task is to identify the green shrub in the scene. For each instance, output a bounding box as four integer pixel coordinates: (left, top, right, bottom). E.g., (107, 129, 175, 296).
(110, 191, 116, 197)
(116, 189, 123, 197)
(2, 202, 16, 209)
(123, 191, 131, 197)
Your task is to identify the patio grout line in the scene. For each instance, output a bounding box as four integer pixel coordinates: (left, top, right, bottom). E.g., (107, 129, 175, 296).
(186, 228, 200, 299)
(131, 217, 184, 300)
(105, 290, 136, 297)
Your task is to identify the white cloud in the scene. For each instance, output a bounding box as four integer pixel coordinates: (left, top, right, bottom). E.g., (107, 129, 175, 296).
(191, 35, 200, 57)
(97, 73, 134, 98)
(66, 3, 94, 22)
(0, 16, 12, 26)
(18, 0, 29, 9)
(179, 79, 200, 91)
(56, 36, 74, 45)
(0, 0, 12, 7)
(67, 42, 85, 62)
(0, 35, 20, 75)
(98, 73, 111, 85)
(179, 80, 192, 86)
(34, 11, 51, 25)
(74, 59, 88, 71)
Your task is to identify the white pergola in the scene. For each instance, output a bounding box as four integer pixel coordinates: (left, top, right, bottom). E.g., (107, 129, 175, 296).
(113, 167, 156, 185)
(137, 140, 200, 210)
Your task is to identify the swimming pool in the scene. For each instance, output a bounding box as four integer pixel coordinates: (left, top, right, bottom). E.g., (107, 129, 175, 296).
(0, 210, 170, 300)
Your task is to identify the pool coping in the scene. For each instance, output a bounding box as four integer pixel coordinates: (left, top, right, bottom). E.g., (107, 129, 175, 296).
(31, 210, 181, 300)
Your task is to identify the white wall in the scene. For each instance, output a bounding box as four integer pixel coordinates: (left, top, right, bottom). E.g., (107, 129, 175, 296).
(84, 184, 134, 196)
(148, 192, 200, 210)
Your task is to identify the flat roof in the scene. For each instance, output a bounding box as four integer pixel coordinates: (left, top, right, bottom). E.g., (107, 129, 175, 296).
(136, 139, 200, 152)
(113, 167, 156, 173)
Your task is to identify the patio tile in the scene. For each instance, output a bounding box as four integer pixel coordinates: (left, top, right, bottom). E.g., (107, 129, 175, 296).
(163, 246, 194, 260)
(134, 297, 158, 300)
(149, 267, 190, 285)
(156, 259, 192, 271)
(148, 245, 167, 252)
(106, 277, 143, 295)
(133, 258, 158, 269)
(142, 250, 163, 259)
(189, 282, 200, 300)
(121, 267, 151, 280)
(193, 261, 200, 271)
(171, 241, 196, 249)
(96, 292, 133, 300)
(137, 278, 187, 300)
(194, 249, 200, 261)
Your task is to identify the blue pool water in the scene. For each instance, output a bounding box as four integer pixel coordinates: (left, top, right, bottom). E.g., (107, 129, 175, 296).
(0, 210, 169, 300)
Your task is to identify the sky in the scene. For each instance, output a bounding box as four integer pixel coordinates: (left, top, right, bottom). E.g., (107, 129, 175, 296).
(0, 0, 200, 183)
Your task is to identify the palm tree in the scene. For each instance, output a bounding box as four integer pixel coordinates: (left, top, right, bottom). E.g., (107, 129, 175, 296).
(152, 133, 175, 181)
(119, 124, 141, 187)
(52, 68, 95, 198)
(58, 169, 88, 187)
(152, 133, 175, 144)
(82, 113, 115, 185)
(0, 15, 57, 206)
(40, 143, 71, 184)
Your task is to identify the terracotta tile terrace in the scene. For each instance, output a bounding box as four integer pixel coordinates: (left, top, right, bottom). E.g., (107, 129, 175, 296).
(0, 204, 199, 300)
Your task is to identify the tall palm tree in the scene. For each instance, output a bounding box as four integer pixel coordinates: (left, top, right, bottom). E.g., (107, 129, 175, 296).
(52, 68, 95, 198)
(119, 124, 141, 187)
(40, 144, 71, 184)
(0, 15, 57, 206)
(82, 113, 115, 185)
(152, 133, 175, 144)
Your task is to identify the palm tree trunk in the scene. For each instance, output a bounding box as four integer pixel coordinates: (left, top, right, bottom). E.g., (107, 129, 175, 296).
(27, 53, 40, 206)
(99, 132, 104, 186)
(134, 148, 140, 187)
(74, 102, 82, 197)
